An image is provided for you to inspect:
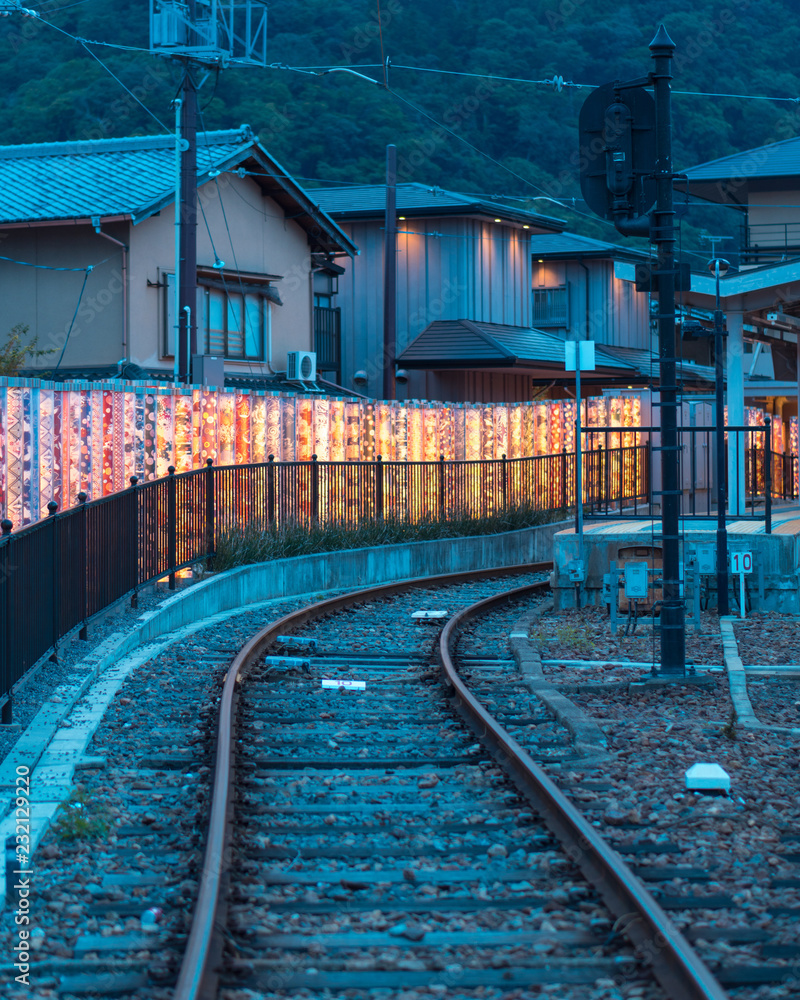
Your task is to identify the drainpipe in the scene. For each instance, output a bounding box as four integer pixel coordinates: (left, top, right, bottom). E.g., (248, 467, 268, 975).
(92, 219, 129, 362)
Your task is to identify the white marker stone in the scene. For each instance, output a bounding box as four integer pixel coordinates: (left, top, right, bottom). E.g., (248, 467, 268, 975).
(322, 679, 366, 690)
(411, 610, 448, 619)
(685, 762, 731, 792)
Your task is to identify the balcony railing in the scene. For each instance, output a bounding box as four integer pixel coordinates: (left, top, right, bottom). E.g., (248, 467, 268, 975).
(314, 305, 341, 372)
(533, 285, 569, 327)
(740, 222, 800, 264)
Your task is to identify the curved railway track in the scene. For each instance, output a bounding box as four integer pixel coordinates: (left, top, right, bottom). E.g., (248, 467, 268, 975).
(173, 564, 726, 1000)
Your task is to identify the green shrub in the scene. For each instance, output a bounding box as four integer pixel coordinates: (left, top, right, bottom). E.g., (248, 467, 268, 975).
(212, 505, 567, 571)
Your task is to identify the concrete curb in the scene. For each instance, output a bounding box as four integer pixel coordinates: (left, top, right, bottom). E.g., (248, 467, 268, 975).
(720, 617, 800, 735)
(509, 601, 609, 760)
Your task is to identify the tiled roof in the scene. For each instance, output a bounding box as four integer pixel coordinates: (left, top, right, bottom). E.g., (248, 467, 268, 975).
(397, 321, 635, 370)
(531, 232, 650, 259)
(0, 128, 357, 256)
(0, 129, 253, 224)
(600, 346, 717, 385)
(682, 136, 800, 182)
(310, 183, 565, 231)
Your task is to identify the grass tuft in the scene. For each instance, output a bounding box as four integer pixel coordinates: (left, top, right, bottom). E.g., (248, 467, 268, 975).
(212, 505, 567, 571)
(53, 786, 110, 842)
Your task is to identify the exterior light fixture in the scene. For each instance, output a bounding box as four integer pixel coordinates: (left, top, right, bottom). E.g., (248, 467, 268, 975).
(538, 259, 544, 263)
(523, 225, 530, 229)
(398, 215, 406, 220)
(494, 218, 502, 222)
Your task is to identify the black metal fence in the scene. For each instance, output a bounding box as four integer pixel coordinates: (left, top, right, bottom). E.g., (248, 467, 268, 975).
(0, 446, 651, 709)
(583, 423, 798, 526)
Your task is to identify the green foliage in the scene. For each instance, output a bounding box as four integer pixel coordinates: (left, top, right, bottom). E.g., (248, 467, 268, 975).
(0, 1, 796, 252)
(0, 324, 55, 376)
(720, 707, 738, 741)
(213, 505, 566, 570)
(53, 787, 110, 843)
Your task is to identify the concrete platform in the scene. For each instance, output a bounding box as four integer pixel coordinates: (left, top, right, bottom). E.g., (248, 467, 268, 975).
(552, 511, 800, 613)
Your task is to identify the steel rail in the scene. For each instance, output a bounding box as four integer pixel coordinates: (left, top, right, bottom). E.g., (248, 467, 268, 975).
(173, 561, 551, 1000)
(438, 584, 729, 1000)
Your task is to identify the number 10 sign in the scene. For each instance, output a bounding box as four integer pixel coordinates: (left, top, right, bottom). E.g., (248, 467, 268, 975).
(730, 550, 752, 619)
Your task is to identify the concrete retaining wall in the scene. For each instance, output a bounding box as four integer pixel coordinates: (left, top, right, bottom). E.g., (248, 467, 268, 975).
(138, 519, 566, 643)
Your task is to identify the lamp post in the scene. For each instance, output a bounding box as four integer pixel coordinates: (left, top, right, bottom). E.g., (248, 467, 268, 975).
(710, 257, 730, 615)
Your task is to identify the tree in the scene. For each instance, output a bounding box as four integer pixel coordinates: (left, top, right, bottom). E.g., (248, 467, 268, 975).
(0, 324, 55, 376)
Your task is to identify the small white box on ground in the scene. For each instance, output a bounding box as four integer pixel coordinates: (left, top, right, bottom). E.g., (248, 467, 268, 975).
(411, 610, 448, 619)
(685, 762, 731, 793)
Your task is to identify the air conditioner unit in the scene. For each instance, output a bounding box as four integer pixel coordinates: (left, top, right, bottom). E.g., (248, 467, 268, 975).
(287, 350, 317, 382)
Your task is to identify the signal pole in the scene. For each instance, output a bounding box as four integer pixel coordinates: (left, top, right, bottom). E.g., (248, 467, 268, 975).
(649, 25, 685, 676)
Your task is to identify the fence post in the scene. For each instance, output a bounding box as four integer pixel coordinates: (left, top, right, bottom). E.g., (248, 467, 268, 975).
(501, 453, 508, 512)
(375, 455, 384, 521)
(77, 492, 88, 640)
(1, 519, 13, 724)
(46, 501, 64, 654)
(205, 458, 215, 570)
(439, 453, 446, 520)
(167, 466, 177, 591)
(267, 454, 276, 525)
(311, 455, 319, 522)
(129, 476, 139, 608)
(765, 418, 772, 534)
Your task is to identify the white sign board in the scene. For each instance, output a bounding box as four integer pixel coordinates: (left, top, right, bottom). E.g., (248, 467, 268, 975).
(731, 551, 753, 574)
(624, 561, 649, 599)
(564, 340, 596, 371)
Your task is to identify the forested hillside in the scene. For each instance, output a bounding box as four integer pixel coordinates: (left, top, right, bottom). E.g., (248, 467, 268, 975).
(1, 0, 798, 250)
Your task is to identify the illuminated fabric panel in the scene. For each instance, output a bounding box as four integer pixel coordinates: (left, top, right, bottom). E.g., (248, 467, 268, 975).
(407, 404, 423, 462)
(112, 390, 125, 492)
(52, 389, 63, 510)
(142, 393, 158, 481)
(362, 402, 375, 462)
(201, 390, 218, 464)
(394, 404, 408, 463)
(296, 397, 313, 460)
(493, 405, 508, 459)
(22, 387, 34, 523)
(440, 405, 454, 461)
(509, 405, 523, 459)
(251, 395, 268, 464)
(481, 405, 494, 461)
(465, 406, 480, 461)
(218, 392, 236, 466)
(282, 396, 297, 462)
(174, 392, 194, 473)
(314, 397, 330, 460)
(376, 402, 392, 461)
(265, 394, 282, 460)
(329, 399, 345, 461)
(533, 402, 548, 456)
(101, 390, 114, 496)
(235, 393, 251, 466)
(5, 388, 22, 526)
(155, 392, 174, 478)
(422, 405, 439, 462)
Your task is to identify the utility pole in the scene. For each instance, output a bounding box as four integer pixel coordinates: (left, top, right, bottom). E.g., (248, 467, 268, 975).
(150, 1, 269, 385)
(383, 144, 397, 400)
(178, 32, 198, 383)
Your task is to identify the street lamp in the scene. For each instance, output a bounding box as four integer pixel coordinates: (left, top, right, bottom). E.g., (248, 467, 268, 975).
(709, 258, 730, 615)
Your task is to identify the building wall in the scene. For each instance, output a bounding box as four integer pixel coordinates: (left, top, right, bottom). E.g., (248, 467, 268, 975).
(533, 258, 650, 350)
(128, 173, 314, 374)
(747, 188, 800, 247)
(0, 222, 128, 370)
(336, 217, 533, 398)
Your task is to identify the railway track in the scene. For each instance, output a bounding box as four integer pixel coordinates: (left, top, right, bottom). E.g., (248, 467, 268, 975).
(8, 563, 789, 999)
(174, 565, 725, 1000)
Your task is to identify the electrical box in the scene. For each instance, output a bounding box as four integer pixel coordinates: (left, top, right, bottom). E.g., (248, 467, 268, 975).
(191, 354, 225, 388)
(624, 561, 649, 600)
(617, 545, 661, 611)
(567, 559, 585, 583)
(694, 543, 716, 575)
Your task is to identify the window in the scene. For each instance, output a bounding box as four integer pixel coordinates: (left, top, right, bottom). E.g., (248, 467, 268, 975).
(161, 273, 273, 361)
(202, 287, 267, 360)
(533, 285, 569, 327)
